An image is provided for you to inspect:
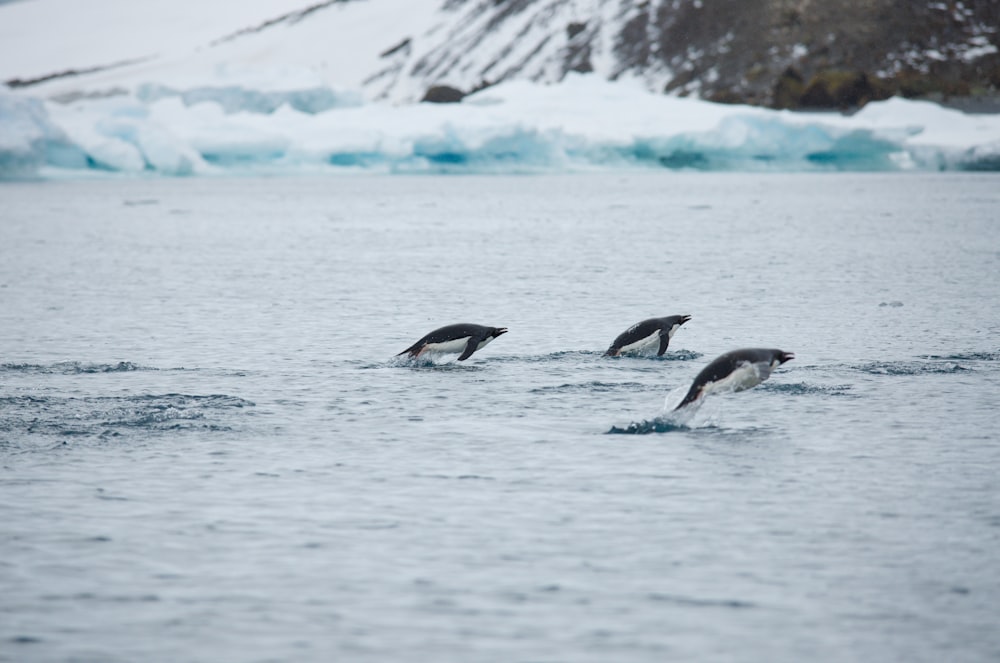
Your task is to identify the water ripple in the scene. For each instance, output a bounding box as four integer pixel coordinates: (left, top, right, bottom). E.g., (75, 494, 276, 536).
(758, 382, 855, 396)
(855, 360, 970, 375)
(918, 352, 1000, 362)
(646, 592, 757, 609)
(531, 381, 647, 394)
(0, 393, 254, 445)
(0, 361, 156, 374)
(496, 351, 603, 363)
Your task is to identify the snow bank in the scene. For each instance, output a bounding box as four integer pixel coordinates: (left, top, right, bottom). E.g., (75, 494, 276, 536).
(2, 75, 999, 179)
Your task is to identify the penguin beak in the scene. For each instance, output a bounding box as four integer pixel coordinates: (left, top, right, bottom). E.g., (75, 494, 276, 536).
(495, 327, 509, 337)
(680, 315, 692, 325)
(779, 351, 795, 364)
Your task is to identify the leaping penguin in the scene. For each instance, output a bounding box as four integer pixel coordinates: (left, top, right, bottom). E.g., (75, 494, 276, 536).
(604, 315, 692, 357)
(397, 323, 508, 361)
(674, 348, 794, 410)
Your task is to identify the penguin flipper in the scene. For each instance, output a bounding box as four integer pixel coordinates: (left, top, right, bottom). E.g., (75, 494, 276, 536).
(656, 333, 670, 356)
(457, 337, 479, 361)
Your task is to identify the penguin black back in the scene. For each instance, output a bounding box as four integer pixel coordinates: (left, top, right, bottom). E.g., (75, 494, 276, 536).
(604, 315, 691, 357)
(675, 348, 794, 410)
(398, 323, 508, 361)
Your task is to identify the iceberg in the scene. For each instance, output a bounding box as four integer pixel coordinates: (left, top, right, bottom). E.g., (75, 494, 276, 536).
(0, 91, 89, 176)
(2, 75, 1000, 178)
(135, 83, 362, 115)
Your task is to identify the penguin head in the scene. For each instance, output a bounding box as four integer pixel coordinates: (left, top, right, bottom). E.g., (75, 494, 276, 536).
(775, 350, 795, 365)
(492, 327, 509, 338)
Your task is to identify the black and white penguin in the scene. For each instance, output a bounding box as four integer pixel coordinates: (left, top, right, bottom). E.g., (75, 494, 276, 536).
(604, 315, 692, 357)
(674, 348, 794, 410)
(397, 323, 508, 361)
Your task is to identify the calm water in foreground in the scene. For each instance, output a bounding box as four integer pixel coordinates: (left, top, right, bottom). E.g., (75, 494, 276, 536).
(1, 173, 999, 662)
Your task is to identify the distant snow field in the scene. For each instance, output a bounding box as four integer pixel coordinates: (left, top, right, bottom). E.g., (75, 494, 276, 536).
(2, 0, 999, 177)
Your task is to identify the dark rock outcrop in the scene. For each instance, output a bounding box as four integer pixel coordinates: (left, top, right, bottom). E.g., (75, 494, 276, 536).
(421, 85, 466, 103)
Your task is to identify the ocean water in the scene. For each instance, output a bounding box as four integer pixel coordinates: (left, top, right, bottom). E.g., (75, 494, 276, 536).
(1, 173, 998, 662)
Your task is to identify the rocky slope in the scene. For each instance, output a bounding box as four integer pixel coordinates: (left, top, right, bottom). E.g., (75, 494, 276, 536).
(385, 0, 1000, 109)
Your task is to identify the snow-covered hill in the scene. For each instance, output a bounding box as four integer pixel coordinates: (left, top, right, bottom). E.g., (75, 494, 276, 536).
(1, 0, 999, 178)
(5, 0, 998, 106)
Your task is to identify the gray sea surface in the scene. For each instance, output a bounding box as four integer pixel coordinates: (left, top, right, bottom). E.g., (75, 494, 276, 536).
(1, 173, 999, 662)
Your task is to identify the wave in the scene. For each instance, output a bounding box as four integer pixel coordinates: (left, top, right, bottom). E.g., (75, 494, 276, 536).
(646, 592, 756, 609)
(608, 417, 777, 439)
(0, 361, 158, 374)
(509, 350, 604, 363)
(104, 394, 254, 429)
(758, 382, 855, 396)
(0, 393, 254, 444)
(854, 360, 971, 375)
(605, 349, 703, 361)
(531, 381, 648, 394)
(0, 361, 253, 376)
(918, 352, 1000, 362)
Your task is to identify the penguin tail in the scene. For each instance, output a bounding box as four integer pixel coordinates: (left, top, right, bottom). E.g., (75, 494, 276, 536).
(397, 344, 422, 358)
(673, 386, 702, 411)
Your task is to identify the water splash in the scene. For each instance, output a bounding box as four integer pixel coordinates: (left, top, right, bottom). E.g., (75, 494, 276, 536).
(387, 355, 485, 370)
(603, 349, 702, 361)
(607, 416, 691, 435)
(660, 349, 703, 361)
(608, 387, 701, 434)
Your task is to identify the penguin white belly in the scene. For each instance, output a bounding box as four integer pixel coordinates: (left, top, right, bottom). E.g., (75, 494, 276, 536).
(421, 336, 494, 355)
(619, 330, 661, 354)
(704, 361, 772, 396)
(422, 337, 474, 354)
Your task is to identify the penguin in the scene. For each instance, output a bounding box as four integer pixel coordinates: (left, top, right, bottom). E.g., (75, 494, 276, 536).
(397, 323, 508, 361)
(604, 315, 692, 357)
(674, 348, 794, 410)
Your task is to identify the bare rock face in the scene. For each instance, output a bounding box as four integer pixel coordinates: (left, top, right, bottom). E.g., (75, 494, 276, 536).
(379, 0, 1000, 110)
(421, 85, 466, 103)
(650, 0, 1000, 109)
